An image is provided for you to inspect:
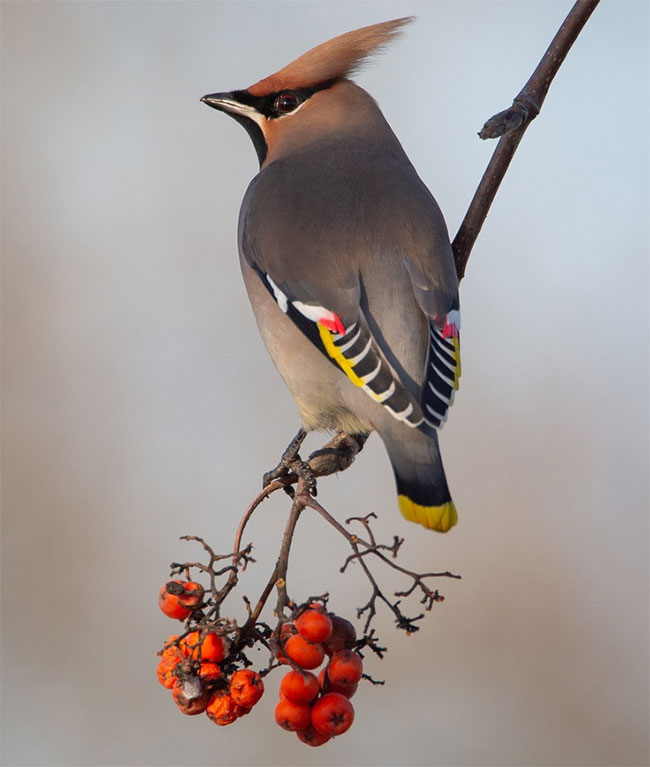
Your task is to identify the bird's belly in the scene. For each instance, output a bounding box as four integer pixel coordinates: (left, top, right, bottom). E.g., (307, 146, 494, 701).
(241, 259, 372, 434)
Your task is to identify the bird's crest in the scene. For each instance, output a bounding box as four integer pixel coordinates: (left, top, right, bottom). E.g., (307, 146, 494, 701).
(248, 17, 414, 97)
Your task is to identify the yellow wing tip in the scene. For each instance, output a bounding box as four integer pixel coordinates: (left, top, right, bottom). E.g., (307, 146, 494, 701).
(398, 495, 458, 532)
(453, 337, 461, 388)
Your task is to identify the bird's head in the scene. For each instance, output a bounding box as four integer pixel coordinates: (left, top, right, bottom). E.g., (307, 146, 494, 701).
(201, 17, 413, 167)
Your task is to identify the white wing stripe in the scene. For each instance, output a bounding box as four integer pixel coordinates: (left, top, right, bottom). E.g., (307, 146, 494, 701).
(430, 344, 456, 371)
(292, 300, 329, 323)
(361, 360, 382, 384)
(336, 327, 361, 354)
(384, 401, 421, 426)
(430, 365, 456, 388)
(347, 337, 372, 366)
(428, 381, 453, 405)
(265, 274, 288, 313)
(374, 381, 396, 402)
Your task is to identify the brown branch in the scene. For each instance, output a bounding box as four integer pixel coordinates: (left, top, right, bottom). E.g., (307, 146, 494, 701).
(273, 489, 304, 618)
(217, 432, 368, 616)
(452, 0, 601, 281)
(233, 483, 280, 557)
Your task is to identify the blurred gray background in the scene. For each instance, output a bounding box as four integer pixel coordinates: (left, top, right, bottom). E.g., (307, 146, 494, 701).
(2, 1, 648, 765)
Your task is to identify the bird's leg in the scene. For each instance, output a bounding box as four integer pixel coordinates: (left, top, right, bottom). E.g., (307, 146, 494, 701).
(263, 428, 317, 496)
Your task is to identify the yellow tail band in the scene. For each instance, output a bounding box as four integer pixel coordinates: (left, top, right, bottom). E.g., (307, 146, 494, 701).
(398, 495, 458, 532)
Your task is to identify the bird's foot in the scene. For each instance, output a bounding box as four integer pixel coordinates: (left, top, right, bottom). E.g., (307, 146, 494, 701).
(263, 428, 318, 497)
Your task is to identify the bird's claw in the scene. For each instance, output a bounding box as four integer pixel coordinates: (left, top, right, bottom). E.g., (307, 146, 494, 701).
(262, 428, 317, 496)
(292, 459, 317, 497)
(262, 464, 289, 488)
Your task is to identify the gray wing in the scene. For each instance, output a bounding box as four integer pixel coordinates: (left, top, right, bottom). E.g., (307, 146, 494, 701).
(238, 147, 461, 430)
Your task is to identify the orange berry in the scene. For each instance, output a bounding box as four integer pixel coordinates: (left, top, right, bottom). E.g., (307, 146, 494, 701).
(180, 631, 227, 663)
(311, 692, 355, 736)
(229, 669, 264, 708)
(157, 658, 179, 689)
(274, 697, 312, 732)
(171, 677, 210, 715)
(198, 662, 222, 682)
(296, 609, 333, 644)
(297, 725, 331, 747)
(160, 642, 183, 662)
(158, 580, 203, 620)
(327, 650, 363, 686)
(157, 641, 184, 686)
(318, 666, 357, 698)
(280, 670, 320, 704)
(206, 690, 241, 726)
(159, 581, 191, 620)
(177, 581, 204, 609)
(284, 634, 324, 670)
(201, 632, 228, 662)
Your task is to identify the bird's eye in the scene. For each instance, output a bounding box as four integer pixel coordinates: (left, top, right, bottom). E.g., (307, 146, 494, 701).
(273, 92, 299, 115)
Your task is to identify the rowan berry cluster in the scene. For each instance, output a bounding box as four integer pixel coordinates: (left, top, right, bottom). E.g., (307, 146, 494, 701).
(274, 605, 362, 746)
(157, 579, 264, 724)
(154, 460, 459, 744)
(157, 573, 373, 747)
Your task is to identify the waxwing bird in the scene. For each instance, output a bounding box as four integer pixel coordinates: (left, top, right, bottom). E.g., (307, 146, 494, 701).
(202, 17, 461, 532)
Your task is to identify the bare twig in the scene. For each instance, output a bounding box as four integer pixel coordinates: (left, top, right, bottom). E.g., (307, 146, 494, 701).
(273, 487, 305, 618)
(301, 492, 459, 633)
(212, 432, 368, 617)
(452, 0, 601, 280)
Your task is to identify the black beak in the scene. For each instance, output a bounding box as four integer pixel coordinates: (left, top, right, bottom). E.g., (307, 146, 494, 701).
(200, 90, 267, 167)
(201, 92, 237, 113)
